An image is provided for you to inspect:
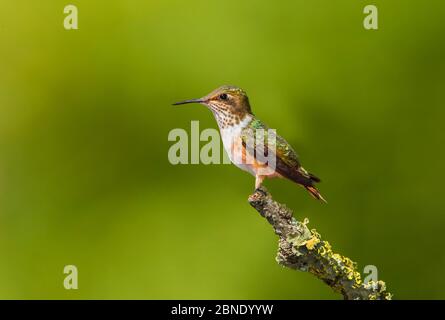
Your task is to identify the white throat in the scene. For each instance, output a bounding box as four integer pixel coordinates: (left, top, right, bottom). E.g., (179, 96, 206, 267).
(219, 114, 253, 157)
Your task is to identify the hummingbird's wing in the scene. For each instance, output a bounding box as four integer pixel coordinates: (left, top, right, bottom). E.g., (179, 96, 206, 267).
(241, 119, 320, 186)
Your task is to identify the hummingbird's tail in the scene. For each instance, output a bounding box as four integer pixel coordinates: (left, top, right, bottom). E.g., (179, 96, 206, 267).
(275, 163, 326, 202)
(308, 172, 321, 183)
(305, 185, 327, 203)
(299, 170, 326, 203)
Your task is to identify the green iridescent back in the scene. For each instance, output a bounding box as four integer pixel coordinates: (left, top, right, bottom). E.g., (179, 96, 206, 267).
(241, 118, 301, 169)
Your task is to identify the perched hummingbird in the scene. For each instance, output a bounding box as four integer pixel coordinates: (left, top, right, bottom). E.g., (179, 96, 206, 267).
(173, 85, 325, 202)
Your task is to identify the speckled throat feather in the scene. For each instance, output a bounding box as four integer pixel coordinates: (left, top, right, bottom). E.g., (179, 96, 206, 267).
(208, 102, 248, 129)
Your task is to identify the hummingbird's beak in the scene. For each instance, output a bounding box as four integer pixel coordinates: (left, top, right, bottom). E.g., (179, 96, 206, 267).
(172, 98, 205, 106)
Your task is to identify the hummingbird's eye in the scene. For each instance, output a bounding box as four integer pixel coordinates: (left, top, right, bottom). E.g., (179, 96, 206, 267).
(219, 93, 228, 100)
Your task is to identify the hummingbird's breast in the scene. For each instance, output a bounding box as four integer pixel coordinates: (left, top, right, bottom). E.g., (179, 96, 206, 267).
(218, 114, 279, 178)
(218, 115, 258, 175)
(219, 115, 251, 150)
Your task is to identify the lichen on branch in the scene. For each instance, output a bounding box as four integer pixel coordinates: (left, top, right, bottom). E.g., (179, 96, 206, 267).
(248, 186, 392, 300)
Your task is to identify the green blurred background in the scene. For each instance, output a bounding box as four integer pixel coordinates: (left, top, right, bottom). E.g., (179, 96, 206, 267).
(0, 0, 444, 299)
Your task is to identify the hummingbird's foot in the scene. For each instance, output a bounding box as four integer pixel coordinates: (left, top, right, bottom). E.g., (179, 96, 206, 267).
(255, 175, 265, 190)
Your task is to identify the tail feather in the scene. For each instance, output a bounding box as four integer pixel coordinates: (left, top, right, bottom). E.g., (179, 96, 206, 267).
(275, 163, 326, 202)
(308, 173, 321, 183)
(305, 185, 327, 203)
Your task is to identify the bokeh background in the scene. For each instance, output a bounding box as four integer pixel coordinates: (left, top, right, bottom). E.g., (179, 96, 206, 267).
(0, 0, 444, 299)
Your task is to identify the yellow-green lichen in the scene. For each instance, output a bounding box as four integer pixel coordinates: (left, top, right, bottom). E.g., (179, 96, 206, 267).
(283, 217, 391, 299)
(305, 236, 320, 250)
(286, 219, 312, 246)
(362, 280, 392, 299)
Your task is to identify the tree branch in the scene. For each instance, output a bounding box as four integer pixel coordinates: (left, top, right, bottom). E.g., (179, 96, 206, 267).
(248, 186, 392, 300)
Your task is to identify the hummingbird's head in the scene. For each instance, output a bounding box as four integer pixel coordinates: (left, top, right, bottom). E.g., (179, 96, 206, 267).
(173, 85, 252, 127)
(201, 85, 252, 116)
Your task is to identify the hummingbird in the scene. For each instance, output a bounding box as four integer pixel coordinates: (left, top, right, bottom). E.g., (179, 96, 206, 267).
(173, 85, 326, 202)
